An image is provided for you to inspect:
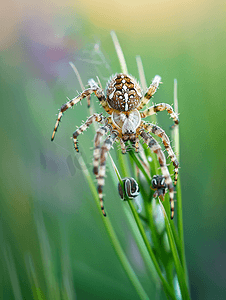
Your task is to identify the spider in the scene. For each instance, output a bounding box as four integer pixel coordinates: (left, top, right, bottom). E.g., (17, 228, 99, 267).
(51, 73, 179, 219)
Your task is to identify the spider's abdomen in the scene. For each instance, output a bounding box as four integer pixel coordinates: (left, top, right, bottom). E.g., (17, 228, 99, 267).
(106, 74, 142, 112)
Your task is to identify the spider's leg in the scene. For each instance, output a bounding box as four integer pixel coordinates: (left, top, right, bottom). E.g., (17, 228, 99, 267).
(142, 121, 179, 185)
(134, 137, 140, 153)
(51, 88, 97, 141)
(51, 84, 113, 141)
(137, 75, 161, 110)
(72, 113, 106, 152)
(119, 138, 127, 154)
(140, 130, 175, 219)
(97, 131, 118, 216)
(93, 124, 111, 176)
(88, 79, 113, 115)
(140, 103, 179, 128)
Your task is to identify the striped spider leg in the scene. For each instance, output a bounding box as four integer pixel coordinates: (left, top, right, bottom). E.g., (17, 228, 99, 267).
(142, 121, 179, 185)
(51, 80, 113, 141)
(92, 117, 117, 175)
(96, 131, 119, 216)
(137, 75, 179, 185)
(140, 103, 179, 129)
(119, 138, 127, 154)
(93, 125, 111, 176)
(72, 113, 107, 152)
(69, 111, 116, 216)
(140, 130, 175, 219)
(137, 75, 162, 110)
(137, 75, 179, 129)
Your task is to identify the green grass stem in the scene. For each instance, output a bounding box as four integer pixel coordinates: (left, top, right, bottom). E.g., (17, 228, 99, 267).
(78, 155, 150, 300)
(159, 201, 190, 300)
(172, 80, 189, 289)
(109, 153, 177, 300)
(110, 31, 128, 75)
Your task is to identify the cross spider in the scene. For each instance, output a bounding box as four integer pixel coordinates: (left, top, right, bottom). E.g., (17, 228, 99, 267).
(51, 73, 179, 219)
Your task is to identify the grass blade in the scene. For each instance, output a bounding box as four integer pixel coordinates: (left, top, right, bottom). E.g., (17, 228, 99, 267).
(159, 201, 190, 300)
(110, 31, 128, 74)
(77, 155, 150, 300)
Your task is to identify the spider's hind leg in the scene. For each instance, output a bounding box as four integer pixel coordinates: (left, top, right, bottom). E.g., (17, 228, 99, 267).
(97, 131, 118, 216)
(93, 124, 112, 176)
(119, 139, 127, 154)
(140, 130, 175, 219)
(143, 122, 179, 185)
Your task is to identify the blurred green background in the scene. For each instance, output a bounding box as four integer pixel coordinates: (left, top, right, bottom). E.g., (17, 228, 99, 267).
(0, 0, 225, 299)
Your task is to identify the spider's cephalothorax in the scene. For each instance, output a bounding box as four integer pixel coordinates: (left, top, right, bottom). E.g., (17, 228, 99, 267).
(51, 72, 179, 219)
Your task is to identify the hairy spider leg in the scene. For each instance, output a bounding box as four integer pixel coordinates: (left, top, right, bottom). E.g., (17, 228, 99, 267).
(72, 113, 107, 152)
(140, 103, 179, 128)
(142, 121, 179, 185)
(134, 136, 140, 153)
(93, 124, 112, 176)
(137, 75, 161, 110)
(51, 86, 113, 141)
(93, 116, 119, 176)
(97, 132, 118, 216)
(119, 139, 127, 154)
(140, 130, 175, 219)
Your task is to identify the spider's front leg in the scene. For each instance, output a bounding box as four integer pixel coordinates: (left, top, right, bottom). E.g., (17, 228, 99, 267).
(140, 103, 179, 128)
(97, 131, 118, 216)
(140, 130, 175, 219)
(51, 88, 96, 141)
(51, 83, 113, 141)
(137, 75, 162, 110)
(142, 121, 179, 185)
(72, 113, 106, 152)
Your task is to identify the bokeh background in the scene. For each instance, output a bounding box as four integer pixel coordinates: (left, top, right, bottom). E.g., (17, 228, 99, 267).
(1, 0, 225, 299)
